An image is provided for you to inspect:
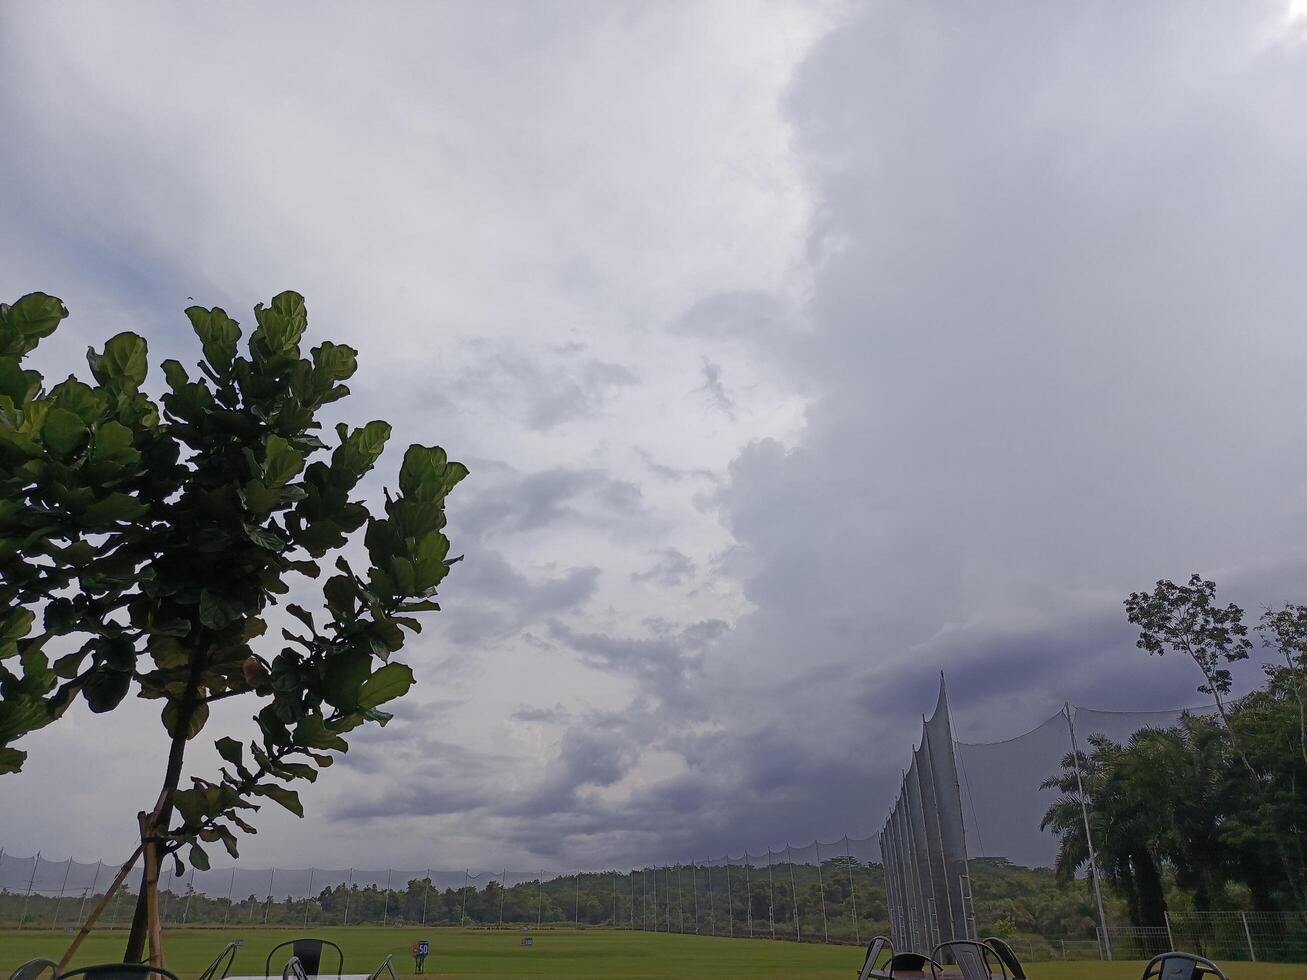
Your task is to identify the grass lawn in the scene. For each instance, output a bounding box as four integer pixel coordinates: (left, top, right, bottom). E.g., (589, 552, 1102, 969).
(1, 928, 1300, 980)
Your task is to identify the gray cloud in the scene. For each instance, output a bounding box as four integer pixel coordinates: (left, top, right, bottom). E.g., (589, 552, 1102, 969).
(631, 548, 695, 586)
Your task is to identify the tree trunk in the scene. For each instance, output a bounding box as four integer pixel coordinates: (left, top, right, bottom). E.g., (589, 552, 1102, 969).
(123, 662, 206, 963)
(1133, 848, 1169, 929)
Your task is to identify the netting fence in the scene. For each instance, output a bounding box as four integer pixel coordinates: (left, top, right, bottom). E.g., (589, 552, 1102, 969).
(0, 841, 887, 944)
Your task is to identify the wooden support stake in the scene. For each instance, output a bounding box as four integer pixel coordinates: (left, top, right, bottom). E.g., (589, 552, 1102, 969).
(58, 845, 144, 971)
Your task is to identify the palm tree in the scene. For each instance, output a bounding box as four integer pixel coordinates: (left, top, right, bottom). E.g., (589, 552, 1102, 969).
(1042, 734, 1169, 928)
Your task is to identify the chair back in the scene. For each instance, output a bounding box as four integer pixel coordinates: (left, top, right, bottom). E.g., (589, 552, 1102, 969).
(931, 941, 1008, 980)
(857, 936, 894, 980)
(281, 959, 306, 980)
(889, 952, 934, 973)
(983, 937, 1026, 980)
(10, 959, 58, 980)
(264, 940, 343, 980)
(56, 966, 180, 980)
(1140, 952, 1230, 980)
(197, 942, 240, 980)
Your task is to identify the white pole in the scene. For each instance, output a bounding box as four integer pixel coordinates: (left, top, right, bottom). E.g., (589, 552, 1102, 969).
(304, 868, 315, 927)
(19, 851, 41, 929)
(814, 842, 829, 943)
(263, 868, 274, 924)
(422, 868, 432, 926)
(1065, 704, 1112, 961)
(383, 869, 392, 927)
(786, 846, 800, 942)
(724, 860, 733, 937)
(224, 865, 236, 925)
(1241, 911, 1256, 962)
(51, 857, 73, 927)
(691, 861, 699, 934)
(845, 837, 859, 945)
(1164, 911, 1175, 951)
(767, 849, 776, 939)
(182, 865, 196, 924)
(343, 869, 353, 926)
(743, 855, 752, 938)
(78, 861, 103, 928)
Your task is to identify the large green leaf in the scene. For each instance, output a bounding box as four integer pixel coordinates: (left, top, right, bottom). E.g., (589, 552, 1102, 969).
(185, 306, 242, 374)
(255, 782, 304, 817)
(42, 407, 88, 458)
(357, 661, 414, 709)
(0, 292, 67, 355)
(88, 332, 148, 389)
(162, 700, 210, 739)
(399, 444, 469, 501)
(82, 492, 148, 524)
(263, 434, 305, 487)
(332, 420, 391, 480)
(0, 745, 26, 773)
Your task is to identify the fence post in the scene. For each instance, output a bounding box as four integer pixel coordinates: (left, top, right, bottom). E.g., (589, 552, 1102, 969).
(1164, 911, 1175, 952)
(1240, 911, 1256, 962)
(20, 850, 41, 929)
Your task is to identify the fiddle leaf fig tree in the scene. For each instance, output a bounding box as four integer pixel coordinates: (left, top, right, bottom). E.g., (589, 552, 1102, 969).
(0, 290, 467, 962)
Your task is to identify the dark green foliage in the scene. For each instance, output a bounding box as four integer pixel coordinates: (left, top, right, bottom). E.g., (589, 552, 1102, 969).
(0, 291, 466, 912)
(1043, 673, 1307, 923)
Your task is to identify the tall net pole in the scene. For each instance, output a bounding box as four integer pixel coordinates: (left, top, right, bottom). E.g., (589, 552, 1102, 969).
(1065, 703, 1113, 960)
(786, 845, 800, 941)
(611, 872, 617, 927)
(343, 869, 353, 926)
(574, 873, 580, 927)
(422, 869, 432, 926)
(19, 850, 41, 929)
(665, 867, 671, 932)
(383, 869, 392, 927)
(182, 865, 196, 925)
(814, 841, 829, 943)
(224, 866, 236, 926)
(499, 870, 507, 926)
(303, 868, 315, 927)
(724, 860, 734, 937)
(845, 837, 860, 945)
(691, 861, 700, 934)
(652, 867, 659, 931)
(767, 848, 777, 939)
(706, 862, 716, 935)
(460, 870, 469, 927)
(676, 862, 685, 933)
(629, 870, 635, 930)
(744, 854, 753, 938)
(537, 871, 544, 928)
(51, 857, 73, 928)
(77, 861, 103, 929)
(263, 868, 274, 925)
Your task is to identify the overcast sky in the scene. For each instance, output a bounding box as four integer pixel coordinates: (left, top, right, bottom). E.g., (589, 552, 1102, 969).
(4, 1, 1307, 875)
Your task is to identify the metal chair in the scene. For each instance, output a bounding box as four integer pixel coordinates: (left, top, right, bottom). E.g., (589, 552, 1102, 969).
(9, 959, 58, 980)
(263, 940, 342, 980)
(857, 935, 895, 980)
(983, 937, 1026, 980)
(55, 967, 180, 980)
(280, 959, 307, 980)
(1140, 952, 1229, 980)
(930, 941, 1009, 980)
(197, 942, 241, 980)
(365, 956, 397, 980)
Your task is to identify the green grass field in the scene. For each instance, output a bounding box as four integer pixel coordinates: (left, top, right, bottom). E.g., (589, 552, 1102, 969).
(1, 928, 1300, 980)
